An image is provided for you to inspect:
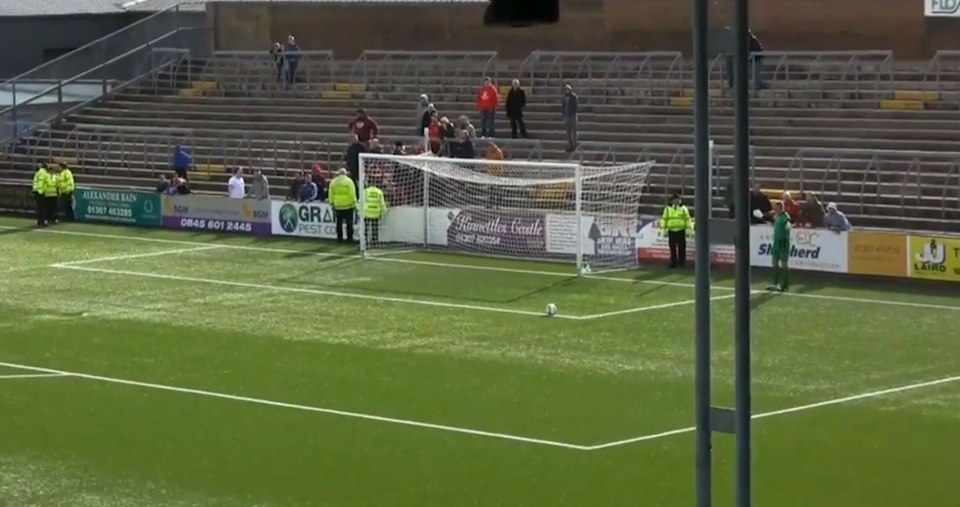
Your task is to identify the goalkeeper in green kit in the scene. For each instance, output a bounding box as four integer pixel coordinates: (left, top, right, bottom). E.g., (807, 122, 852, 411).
(768, 201, 791, 292)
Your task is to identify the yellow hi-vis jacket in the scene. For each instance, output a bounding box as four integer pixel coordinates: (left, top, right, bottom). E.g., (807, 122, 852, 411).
(32, 167, 50, 194)
(42, 172, 59, 197)
(364, 186, 387, 219)
(660, 204, 693, 233)
(58, 168, 75, 193)
(328, 175, 357, 210)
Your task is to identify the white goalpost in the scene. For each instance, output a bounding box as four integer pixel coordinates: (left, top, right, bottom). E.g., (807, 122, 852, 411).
(357, 153, 654, 274)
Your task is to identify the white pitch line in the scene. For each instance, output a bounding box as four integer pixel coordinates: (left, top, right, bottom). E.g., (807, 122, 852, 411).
(0, 361, 591, 451)
(54, 264, 578, 320)
(0, 225, 715, 291)
(52, 245, 222, 267)
(5, 224, 958, 312)
(0, 373, 70, 380)
(576, 293, 737, 320)
(585, 374, 960, 451)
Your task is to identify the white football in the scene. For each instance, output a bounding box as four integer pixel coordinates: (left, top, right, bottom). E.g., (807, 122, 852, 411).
(545, 303, 558, 317)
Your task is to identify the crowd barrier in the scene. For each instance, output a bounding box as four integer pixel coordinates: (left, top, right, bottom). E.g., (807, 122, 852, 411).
(1, 183, 956, 283)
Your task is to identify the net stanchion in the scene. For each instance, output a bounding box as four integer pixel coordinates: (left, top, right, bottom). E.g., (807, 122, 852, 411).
(358, 153, 652, 273)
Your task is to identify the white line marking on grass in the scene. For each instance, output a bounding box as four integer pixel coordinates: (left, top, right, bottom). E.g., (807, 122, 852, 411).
(8, 225, 959, 312)
(1, 225, 713, 291)
(0, 361, 592, 451)
(774, 291, 960, 311)
(576, 293, 738, 320)
(52, 245, 222, 267)
(585, 374, 960, 451)
(0, 373, 70, 380)
(54, 264, 577, 320)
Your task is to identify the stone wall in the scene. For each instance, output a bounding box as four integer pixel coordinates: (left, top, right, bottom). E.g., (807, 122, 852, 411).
(210, 0, 960, 59)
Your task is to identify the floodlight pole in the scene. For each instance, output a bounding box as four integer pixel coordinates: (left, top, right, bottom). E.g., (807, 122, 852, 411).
(733, 0, 754, 503)
(691, 0, 713, 504)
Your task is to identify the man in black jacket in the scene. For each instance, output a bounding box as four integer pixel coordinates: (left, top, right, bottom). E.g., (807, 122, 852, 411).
(344, 134, 365, 183)
(505, 79, 529, 139)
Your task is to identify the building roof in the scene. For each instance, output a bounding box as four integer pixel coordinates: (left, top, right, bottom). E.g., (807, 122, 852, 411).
(1, 0, 485, 17)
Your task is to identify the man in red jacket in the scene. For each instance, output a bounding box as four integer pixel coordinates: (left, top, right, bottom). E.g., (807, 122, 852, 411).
(348, 109, 379, 144)
(476, 77, 499, 138)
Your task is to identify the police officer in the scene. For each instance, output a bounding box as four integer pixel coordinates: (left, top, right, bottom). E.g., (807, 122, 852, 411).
(363, 179, 388, 247)
(57, 162, 76, 221)
(660, 193, 693, 268)
(328, 168, 358, 243)
(32, 163, 52, 226)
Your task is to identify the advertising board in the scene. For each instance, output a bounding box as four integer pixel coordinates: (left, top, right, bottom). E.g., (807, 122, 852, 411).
(634, 218, 735, 265)
(447, 208, 546, 256)
(847, 231, 908, 277)
(750, 226, 848, 273)
(162, 195, 271, 235)
(72, 188, 161, 227)
(0, 183, 35, 214)
(544, 214, 638, 259)
(925, 0, 960, 16)
(909, 235, 960, 282)
(271, 200, 360, 239)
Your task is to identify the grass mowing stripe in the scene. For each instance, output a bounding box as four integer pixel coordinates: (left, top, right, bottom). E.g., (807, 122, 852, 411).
(585, 374, 960, 450)
(0, 361, 592, 451)
(576, 293, 736, 320)
(54, 264, 574, 320)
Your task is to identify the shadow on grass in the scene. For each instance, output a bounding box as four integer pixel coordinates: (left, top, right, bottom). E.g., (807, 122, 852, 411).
(0, 226, 31, 238)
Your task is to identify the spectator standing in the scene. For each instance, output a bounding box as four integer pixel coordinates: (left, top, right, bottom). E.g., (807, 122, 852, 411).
(270, 42, 285, 83)
(798, 192, 825, 228)
(329, 168, 358, 243)
(506, 79, 529, 139)
(300, 175, 319, 202)
(284, 35, 301, 85)
(824, 202, 852, 233)
(174, 176, 191, 195)
(749, 184, 773, 224)
(172, 145, 192, 179)
(393, 141, 406, 155)
(724, 176, 735, 218)
(311, 164, 329, 201)
(724, 29, 765, 91)
(450, 130, 475, 159)
(417, 94, 431, 134)
(287, 172, 305, 201)
(57, 162, 75, 221)
(227, 168, 246, 199)
(427, 115, 442, 154)
(781, 191, 799, 224)
(344, 134, 366, 183)
(457, 115, 477, 139)
(349, 109, 380, 145)
(420, 103, 436, 136)
(251, 169, 270, 200)
(561, 85, 579, 152)
(476, 77, 499, 138)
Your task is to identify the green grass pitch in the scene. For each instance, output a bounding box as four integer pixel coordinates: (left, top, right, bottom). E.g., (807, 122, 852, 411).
(0, 215, 958, 507)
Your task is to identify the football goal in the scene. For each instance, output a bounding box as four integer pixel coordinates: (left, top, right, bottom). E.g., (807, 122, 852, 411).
(357, 153, 653, 274)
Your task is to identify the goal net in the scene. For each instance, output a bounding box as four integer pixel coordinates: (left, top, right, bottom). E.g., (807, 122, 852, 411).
(357, 153, 653, 274)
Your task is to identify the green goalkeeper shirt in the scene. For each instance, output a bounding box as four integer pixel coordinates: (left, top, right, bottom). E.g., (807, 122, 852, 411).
(773, 212, 791, 251)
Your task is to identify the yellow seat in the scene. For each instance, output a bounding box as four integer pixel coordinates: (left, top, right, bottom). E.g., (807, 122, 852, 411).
(892, 90, 938, 102)
(334, 83, 366, 92)
(321, 90, 353, 100)
(669, 96, 693, 107)
(879, 99, 924, 110)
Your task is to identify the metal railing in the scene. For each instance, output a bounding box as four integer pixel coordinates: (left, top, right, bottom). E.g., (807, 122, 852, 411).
(922, 50, 960, 95)
(350, 51, 498, 95)
(520, 51, 685, 98)
(0, 26, 208, 147)
(787, 147, 960, 218)
(202, 51, 336, 97)
(708, 50, 895, 99)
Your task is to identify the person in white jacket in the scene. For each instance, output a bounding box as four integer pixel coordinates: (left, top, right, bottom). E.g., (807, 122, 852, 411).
(227, 168, 246, 199)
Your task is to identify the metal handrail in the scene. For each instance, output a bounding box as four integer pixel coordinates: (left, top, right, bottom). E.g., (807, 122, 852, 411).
(351, 51, 497, 95)
(922, 50, 960, 95)
(0, 3, 193, 88)
(520, 51, 685, 97)
(944, 161, 960, 219)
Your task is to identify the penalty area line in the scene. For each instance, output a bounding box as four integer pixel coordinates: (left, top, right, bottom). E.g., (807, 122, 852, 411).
(0, 361, 591, 451)
(51, 245, 223, 267)
(53, 264, 581, 320)
(584, 374, 960, 451)
(0, 373, 70, 380)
